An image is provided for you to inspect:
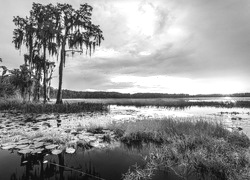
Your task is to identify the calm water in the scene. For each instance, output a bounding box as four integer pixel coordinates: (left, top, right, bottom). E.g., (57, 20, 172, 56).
(0, 144, 182, 180)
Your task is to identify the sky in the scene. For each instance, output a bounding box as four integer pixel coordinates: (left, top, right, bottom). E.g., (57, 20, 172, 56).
(0, 0, 250, 95)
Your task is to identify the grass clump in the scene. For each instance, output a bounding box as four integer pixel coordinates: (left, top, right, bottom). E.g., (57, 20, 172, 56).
(148, 136, 250, 180)
(117, 118, 250, 180)
(0, 99, 108, 113)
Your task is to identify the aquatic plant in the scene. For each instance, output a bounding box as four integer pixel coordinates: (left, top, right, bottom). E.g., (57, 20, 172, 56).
(120, 118, 250, 180)
(123, 164, 155, 180)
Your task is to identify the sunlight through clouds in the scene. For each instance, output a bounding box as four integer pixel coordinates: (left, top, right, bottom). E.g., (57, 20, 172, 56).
(111, 75, 193, 93)
(116, 1, 158, 37)
(167, 26, 188, 41)
(110, 75, 246, 94)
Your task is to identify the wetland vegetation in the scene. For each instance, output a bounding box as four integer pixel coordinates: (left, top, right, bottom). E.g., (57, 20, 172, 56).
(1, 102, 250, 180)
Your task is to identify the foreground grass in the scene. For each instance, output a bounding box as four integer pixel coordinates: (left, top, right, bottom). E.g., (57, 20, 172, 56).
(0, 99, 108, 113)
(107, 118, 250, 180)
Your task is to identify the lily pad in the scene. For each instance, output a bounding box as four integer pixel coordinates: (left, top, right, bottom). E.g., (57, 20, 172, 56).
(45, 144, 58, 150)
(1, 144, 16, 150)
(31, 148, 44, 154)
(1, 142, 15, 147)
(18, 149, 32, 154)
(78, 135, 97, 142)
(44, 142, 52, 146)
(51, 149, 62, 155)
(15, 144, 29, 150)
(33, 142, 44, 148)
(16, 139, 29, 145)
(65, 147, 75, 154)
(33, 137, 47, 142)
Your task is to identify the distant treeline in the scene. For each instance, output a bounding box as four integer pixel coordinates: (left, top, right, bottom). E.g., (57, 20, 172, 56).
(49, 88, 189, 99)
(194, 93, 250, 97)
(48, 88, 250, 99)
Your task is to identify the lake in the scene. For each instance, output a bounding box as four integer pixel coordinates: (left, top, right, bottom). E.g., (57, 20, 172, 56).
(0, 143, 184, 180)
(1, 97, 250, 179)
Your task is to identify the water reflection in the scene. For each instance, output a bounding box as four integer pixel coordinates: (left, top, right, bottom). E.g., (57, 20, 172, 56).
(0, 143, 186, 180)
(0, 147, 136, 180)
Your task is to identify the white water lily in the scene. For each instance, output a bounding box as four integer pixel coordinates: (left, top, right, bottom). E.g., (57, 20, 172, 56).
(66, 147, 75, 154)
(51, 149, 62, 155)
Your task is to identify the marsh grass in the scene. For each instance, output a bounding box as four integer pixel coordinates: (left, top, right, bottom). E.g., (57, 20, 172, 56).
(148, 136, 250, 180)
(66, 98, 250, 108)
(0, 99, 108, 113)
(111, 100, 250, 108)
(108, 118, 249, 146)
(115, 118, 250, 180)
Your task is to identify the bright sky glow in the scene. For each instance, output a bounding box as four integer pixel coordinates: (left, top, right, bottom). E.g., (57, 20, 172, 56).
(167, 26, 187, 40)
(118, 2, 158, 36)
(110, 75, 246, 94)
(139, 51, 151, 56)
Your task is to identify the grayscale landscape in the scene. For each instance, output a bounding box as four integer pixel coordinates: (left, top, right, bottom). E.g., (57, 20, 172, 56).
(1, 0, 250, 180)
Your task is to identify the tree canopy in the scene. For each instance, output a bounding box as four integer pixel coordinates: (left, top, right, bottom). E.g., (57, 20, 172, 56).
(11, 2, 104, 103)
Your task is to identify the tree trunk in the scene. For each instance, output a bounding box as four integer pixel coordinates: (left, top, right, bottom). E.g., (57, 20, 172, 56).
(28, 37, 33, 102)
(46, 65, 54, 102)
(33, 68, 41, 102)
(56, 44, 65, 104)
(33, 69, 39, 102)
(43, 43, 47, 104)
(37, 69, 41, 101)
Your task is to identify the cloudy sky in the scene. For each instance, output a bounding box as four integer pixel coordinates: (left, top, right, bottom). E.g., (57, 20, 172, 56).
(1, 0, 250, 94)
